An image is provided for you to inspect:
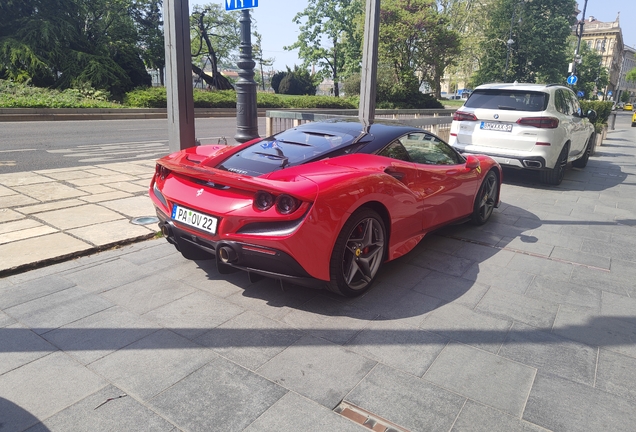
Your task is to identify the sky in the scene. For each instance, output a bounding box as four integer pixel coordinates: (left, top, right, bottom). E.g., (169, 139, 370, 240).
(191, 0, 636, 71)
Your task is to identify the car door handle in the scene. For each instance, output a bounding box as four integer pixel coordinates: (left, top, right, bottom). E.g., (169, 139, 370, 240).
(384, 168, 405, 181)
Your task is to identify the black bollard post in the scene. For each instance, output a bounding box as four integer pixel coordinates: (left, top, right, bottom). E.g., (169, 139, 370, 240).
(234, 9, 259, 143)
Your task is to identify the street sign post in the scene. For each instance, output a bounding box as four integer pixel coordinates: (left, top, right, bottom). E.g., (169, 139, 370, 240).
(226, 0, 258, 11)
(567, 75, 578, 86)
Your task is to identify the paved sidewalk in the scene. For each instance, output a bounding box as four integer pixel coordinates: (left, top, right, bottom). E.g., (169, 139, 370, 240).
(0, 160, 159, 275)
(2, 117, 636, 431)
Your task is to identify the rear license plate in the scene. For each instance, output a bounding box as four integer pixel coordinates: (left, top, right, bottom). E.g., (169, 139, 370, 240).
(480, 122, 513, 132)
(171, 205, 218, 235)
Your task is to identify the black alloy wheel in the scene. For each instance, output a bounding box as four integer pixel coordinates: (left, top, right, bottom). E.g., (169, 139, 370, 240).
(540, 145, 569, 185)
(572, 133, 594, 169)
(471, 170, 499, 225)
(328, 208, 386, 297)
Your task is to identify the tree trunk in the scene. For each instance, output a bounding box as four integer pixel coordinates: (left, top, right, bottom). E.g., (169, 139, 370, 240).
(192, 64, 234, 90)
(332, 37, 339, 97)
(195, 11, 234, 91)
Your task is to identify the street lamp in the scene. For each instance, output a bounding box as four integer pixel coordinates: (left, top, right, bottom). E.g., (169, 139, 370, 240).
(503, 0, 527, 82)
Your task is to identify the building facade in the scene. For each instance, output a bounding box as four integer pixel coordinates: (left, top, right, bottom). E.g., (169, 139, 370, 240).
(577, 15, 624, 98)
(617, 45, 636, 103)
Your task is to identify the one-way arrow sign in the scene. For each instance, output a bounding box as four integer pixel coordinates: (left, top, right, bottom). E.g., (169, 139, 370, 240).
(225, 0, 258, 11)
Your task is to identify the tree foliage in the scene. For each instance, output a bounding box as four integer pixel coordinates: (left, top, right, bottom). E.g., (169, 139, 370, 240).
(285, 0, 363, 97)
(376, 0, 460, 99)
(277, 66, 317, 95)
(627, 68, 636, 83)
(190, 4, 241, 90)
(131, 0, 164, 85)
(472, 0, 576, 86)
(253, 31, 275, 91)
(0, 0, 152, 98)
(437, 0, 488, 91)
(570, 41, 609, 100)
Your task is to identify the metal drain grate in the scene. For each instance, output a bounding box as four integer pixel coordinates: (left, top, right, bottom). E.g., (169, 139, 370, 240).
(334, 401, 410, 432)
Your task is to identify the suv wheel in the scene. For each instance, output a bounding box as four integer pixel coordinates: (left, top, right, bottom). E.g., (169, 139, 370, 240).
(572, 133, 594, 169)
(539, 145, 568, 185)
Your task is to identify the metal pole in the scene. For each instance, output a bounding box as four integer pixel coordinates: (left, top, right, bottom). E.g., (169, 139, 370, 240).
(164, 0, 196, 152)
(359, 0, 380, 124)
(234, 9, 259, 143)
(571, 0, 589, 78)
(504, 5, 516, 82)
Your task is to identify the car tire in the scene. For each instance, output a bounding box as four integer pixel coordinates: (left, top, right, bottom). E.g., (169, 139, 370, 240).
(539, 144, 568, 185)
(327, 208, 386, 297)
(572, 133, 594, 169)
(632, 122, 636, 127)
(471, 170, 499, 225)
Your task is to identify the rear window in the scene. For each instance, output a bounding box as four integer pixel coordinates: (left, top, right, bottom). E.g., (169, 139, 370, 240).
(216, 128, 357, 177)
(465, 89, 548, 112)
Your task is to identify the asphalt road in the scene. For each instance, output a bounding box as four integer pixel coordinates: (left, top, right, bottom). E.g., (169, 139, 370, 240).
(0, 112, 632, 174)
(0, 117, 267, 173)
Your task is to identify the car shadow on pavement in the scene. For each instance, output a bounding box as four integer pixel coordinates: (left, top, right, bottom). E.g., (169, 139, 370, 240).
(501, 161, 628, 192)
(0, 397, 51, 432)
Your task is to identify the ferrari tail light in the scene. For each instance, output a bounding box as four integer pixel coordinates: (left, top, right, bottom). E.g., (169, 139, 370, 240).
(453, 111, 478, 121)
(254, 191, 275, 211)
(254, 191, 301, 214)
(276, 194, 300, 215)
(517, 117, 559, 128)
(155, 164, 171, 180)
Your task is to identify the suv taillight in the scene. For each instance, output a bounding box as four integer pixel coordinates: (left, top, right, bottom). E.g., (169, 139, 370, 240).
(453, 111, 478, 121)
(517, 117, 559, 129)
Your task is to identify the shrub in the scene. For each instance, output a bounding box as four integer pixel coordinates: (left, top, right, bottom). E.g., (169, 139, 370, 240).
(0, 79, 120, 108)
(579, 100, 614, 133)
(277, 67, 317, 96)
(270, 71, 287, 94)
(283, 95, 356, 109)
(123, 87, 167, 107)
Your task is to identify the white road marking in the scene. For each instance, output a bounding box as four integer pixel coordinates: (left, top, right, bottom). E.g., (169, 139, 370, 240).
(0, 149, 37, 153)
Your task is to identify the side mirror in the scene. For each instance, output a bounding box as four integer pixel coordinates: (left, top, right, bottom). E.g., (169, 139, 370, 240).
(466, 155, 480, 170)
(586, 109, 597, 123)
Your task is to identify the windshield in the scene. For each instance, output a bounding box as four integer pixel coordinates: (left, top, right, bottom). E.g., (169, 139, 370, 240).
(465, 89, 548, 112)
(216, 128, 357, 177)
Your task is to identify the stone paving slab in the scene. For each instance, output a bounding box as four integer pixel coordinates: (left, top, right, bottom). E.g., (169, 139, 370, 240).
(0, 159, 157, 274)
(2, 117, 636, 430)
(26, 385, 174, 432)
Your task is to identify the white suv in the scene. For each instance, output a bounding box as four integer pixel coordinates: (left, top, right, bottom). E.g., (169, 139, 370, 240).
(448, 83, 597, 185)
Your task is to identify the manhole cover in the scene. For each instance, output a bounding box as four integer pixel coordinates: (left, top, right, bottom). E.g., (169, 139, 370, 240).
(131, 216, 159, 225)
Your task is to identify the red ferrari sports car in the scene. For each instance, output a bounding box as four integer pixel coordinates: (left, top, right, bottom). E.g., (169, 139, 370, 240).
(150, 119, 502, 297)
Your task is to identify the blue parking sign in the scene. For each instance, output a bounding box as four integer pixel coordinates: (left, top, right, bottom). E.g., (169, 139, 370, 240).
(225, 0, 258, 11)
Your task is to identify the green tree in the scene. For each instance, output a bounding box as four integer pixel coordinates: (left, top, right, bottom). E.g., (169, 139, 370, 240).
(626, 68, 636, 83)
(253, 31, 274, 91)
(437, 0, 488, 93)
(285, 0, 363, 97)
(620, 91, 631, 103)
(131, 0, 165, 85)
(473, 0, 576, 86)
(0, 0, 151, 98)
(376, 0, 459, 99)
(190, 4, 241, 90)
(278, 66, 317, 95)
(571, 41, 608, 99)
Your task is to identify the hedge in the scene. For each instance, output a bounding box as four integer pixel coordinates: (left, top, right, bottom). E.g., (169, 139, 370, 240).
(579, 100, 614, 134)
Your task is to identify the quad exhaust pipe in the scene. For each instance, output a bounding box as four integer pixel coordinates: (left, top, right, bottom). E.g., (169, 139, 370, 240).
(218, 245, 237, 264)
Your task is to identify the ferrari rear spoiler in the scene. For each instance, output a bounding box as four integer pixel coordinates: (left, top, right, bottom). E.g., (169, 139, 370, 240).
(156, 158, 319, 201)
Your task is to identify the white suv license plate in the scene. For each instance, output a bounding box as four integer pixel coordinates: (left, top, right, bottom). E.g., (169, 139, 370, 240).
(171, 205, 218, 235)
(480, 121, 513, 132)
